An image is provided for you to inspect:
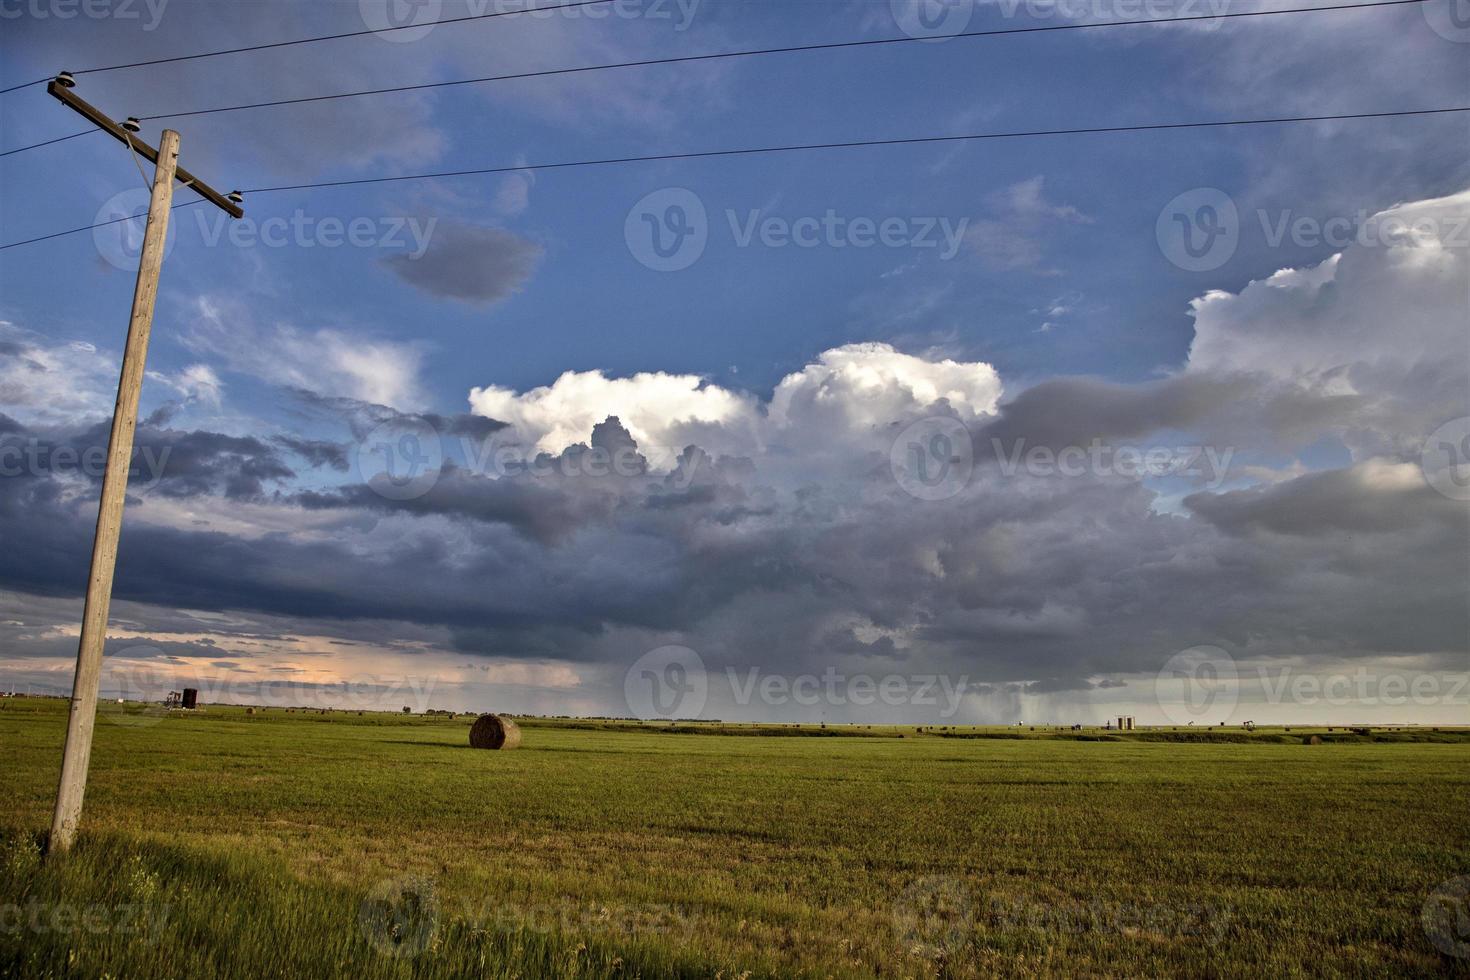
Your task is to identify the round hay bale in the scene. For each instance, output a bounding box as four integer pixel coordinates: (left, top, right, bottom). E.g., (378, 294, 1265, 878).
(245, 707, 255, 716)
(1303, 734, 1322, 745)
(469, 714, 521, 750)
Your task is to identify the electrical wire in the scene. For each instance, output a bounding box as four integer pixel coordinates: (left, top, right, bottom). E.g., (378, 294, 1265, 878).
(0, 199, 206, 251)
(137, 0, 1429, 123)
(0, 0, 1428, 156)
(0, 130, 94, 158)
(81, 0, 618, 78)
(3, 103, 1462, 252)
(0, 0, 618, 97)
(240, 105, 1470, 194)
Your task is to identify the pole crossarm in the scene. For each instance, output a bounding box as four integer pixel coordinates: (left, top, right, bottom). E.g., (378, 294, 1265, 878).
(47, 79, 244, 219)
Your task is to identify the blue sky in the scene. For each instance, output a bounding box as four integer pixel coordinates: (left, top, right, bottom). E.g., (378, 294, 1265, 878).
(0, 0, 1467, 723)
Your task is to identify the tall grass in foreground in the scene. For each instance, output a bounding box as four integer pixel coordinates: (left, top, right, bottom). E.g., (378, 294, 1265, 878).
(0, 830, 722, 979)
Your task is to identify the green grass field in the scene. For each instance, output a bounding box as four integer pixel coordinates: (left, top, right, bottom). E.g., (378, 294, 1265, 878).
(2, 697, 1468, 978)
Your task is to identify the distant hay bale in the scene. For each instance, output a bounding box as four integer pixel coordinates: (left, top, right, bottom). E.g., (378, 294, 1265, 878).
(1303, 734, 1322, 745)
(245, 707, 255, 716)
(468, 714, 521, 750)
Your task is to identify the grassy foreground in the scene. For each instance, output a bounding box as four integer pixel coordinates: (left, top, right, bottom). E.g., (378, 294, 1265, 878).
(1, 698, 1467, 978)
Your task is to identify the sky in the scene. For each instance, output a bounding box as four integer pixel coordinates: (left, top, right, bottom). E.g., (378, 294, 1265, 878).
(0, 0, 1467, 725)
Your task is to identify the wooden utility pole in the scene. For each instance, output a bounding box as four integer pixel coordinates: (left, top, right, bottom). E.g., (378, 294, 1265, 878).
(45, 76, 242, 853)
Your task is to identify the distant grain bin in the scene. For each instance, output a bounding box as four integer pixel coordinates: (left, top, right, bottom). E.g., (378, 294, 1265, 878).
(468, 714, 521, 750)
(1116, 715, 1134, 731)
(181, 688, 198, 710)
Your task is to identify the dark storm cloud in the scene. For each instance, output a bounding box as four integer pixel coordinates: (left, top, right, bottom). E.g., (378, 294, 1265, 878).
(283, 387, 508, 445)
(380, 223, 543, 306)
(273, 436, 350, 472)
(972, 372, 1364, 460)
(292, 463, 589, 545)
(1185, 462, 1462, 536)
(53, 422, 298, 500)
(0, 385, 1465, 695)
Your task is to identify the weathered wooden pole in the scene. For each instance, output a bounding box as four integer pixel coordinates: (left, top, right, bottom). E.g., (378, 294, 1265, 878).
(48, 129, 181, 854)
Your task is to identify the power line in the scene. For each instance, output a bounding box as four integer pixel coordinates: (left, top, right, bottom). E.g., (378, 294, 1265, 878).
(0, 199, 205, 251)
(0, 0, 617, 96)
(0, 0, 1425, 105)
(0, 0, 1426, 159)
(241, 105, 1469, 194)
(134, 0, 1427, 124)
(1, 0, 621, 96)
(0, 130, 93, 159)
(0, 77, 52, 97)
(3, 104, 1464, 251)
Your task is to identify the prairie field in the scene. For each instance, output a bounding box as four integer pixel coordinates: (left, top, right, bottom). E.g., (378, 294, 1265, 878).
(1, 698, 1468, 978)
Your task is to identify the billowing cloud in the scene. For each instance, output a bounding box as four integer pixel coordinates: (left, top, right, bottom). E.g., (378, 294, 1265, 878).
(470, 364, 759, 457)
(769, 342, 1003, 432)
(0, 191, 1465, 721)
(469, 342, 1002, 460)
(1185, 188, 1470, 458)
